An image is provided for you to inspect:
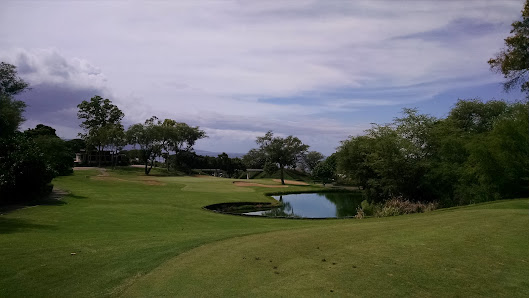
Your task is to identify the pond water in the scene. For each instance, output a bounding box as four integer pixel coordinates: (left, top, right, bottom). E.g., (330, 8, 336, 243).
(244, 192, 363, 218)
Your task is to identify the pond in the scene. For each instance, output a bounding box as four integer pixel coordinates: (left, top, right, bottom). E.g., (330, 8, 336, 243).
(244, 192, 363, 219)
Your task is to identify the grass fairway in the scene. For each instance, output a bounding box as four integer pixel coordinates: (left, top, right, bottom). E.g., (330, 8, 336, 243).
(1, 168, 528, 297)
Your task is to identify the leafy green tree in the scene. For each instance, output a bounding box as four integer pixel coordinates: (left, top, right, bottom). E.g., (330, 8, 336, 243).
(0, 93, 26, 138)
(127, 116, 206, 174)
(101, 124, 126, 169)
(77, 95, 124, 166)
(66, 139, 87, 154)
(157, 118, 206, 170)
(242, 148, 266, 169)
(24, 124, 74, 176)
(338, 109, 436, 202)
(312, 161, 335, 186)
(126, 116, 162, 175)
(0, 133, 54, 204)
(0, 62, 28, 138)
(215, 153, 246, 178)
(0, 63, 55, 203)
(256, 131, 309, 185)
(0, 62, 29, 96)
(488, 0, 529, 92)
(302, 151, 324, 173)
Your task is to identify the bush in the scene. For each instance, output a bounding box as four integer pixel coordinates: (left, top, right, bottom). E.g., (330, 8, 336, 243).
(0, 133, 55, 204)
(355, 197, 438, 218)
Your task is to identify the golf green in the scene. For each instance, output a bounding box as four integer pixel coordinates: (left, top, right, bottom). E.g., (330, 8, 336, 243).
(1, 168, 527, 297)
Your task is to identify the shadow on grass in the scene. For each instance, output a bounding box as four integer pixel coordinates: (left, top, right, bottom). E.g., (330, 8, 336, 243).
(0, 189, 87, 214)
(0, 217, 56, 234)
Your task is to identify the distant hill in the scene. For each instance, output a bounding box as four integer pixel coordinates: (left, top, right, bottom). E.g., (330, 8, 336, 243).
(194, 149, 245, 159)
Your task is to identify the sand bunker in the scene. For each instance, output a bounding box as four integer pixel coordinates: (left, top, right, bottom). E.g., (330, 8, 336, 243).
(233, 181, 288, 188)
(272, 179, 309, 186)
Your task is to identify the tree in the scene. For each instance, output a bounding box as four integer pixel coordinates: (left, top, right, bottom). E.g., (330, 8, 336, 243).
(0, 93, 26, 138)
(312, 161, 335, 186)
(488, 0, 529, 93)
(24, 124, 75, 176)
(157, 119, 206, 170)
(0, 63, 55, 204)
(255, 131, 309, 185)
(77, 95, 124, 166)
(102, 124, 126, 169)
(242, 148, 266, 169)
(302, 151, 325, 173)
(126, 116, 162, 175)
(0, 62, 28, 138)
(127, 116, 206, 175)
(0, 62, 29, 96)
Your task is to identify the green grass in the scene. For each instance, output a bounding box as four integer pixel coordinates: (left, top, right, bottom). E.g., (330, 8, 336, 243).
(0, 168, 528, 297)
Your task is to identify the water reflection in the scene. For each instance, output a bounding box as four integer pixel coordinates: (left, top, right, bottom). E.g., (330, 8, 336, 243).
(245, 192, 363, 218)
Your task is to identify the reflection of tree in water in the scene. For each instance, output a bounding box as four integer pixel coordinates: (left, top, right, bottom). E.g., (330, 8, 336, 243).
(321, 192, 363, 218)
(262, 199, 300, 218)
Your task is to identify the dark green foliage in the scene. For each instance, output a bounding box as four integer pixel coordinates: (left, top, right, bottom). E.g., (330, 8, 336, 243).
(0, 62, 29, 96)
(127, 116, 206, 175)
(488, 0, 529, 93)
(242, 148, 266, 169)
(337, 99, 529, 207)
(66, 139, 86, 154)
(263, 161, 279, 175)
(77, 95, 124, 166)
(0, 133, 54, 204)
(302, 151, 324, 172)
(216, 153, 245, 178)
(0, 63, 55, 204)
(126, 117, 161, 175)
(0, 93, 26, 138)
(24, 125, 74, 176)
(254, 131, 309, 185)
(312, 159, 336, 186)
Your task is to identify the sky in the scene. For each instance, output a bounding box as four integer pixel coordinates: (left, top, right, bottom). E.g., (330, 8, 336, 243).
(1, 0, 526, 155)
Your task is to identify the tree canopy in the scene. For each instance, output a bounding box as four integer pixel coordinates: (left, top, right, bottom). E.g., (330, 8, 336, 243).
(488, 0, 529, 93)
(0, 63, 57, 204)
(77, 95, 124, 166)
(127, 116, 206, 175)
(336, 99, 529, 206)
(255, 131, 309, 185)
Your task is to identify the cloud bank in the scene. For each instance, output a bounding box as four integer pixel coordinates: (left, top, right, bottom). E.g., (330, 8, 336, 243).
(0, 0, 525, 154)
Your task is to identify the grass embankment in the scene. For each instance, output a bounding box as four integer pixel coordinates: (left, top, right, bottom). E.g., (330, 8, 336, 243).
(1, 168, 528, 297)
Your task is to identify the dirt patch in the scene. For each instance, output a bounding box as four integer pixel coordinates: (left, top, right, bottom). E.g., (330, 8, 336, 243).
(193, 175, 213, 178)
(233, 181, 288, 188)
(272, 179, 309, 186)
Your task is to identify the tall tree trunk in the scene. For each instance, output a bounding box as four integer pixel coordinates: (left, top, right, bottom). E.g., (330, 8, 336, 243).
(280, 164, 285, 185)
(147, 159, 154, 175)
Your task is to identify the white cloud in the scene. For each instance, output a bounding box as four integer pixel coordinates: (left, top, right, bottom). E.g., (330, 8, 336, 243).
(0, 0, 524, 154)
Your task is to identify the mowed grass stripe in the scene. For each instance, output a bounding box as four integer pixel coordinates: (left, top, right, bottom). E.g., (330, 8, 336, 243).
(122, 199, 529, 297)
(0, 168, 527, 297)
(0, 169, 325, 297)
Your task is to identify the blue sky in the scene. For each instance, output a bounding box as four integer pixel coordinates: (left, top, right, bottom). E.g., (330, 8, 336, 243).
(0, 0, 526, 155)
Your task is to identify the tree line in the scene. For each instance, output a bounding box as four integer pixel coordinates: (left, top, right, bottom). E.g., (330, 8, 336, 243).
(335, 101, 528, 207)
(77, 98, 206, 175)
(0, 62, 83, 204)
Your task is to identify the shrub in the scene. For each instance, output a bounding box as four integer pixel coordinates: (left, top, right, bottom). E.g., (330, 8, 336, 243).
(0, 133, 55, 204)
(355, 197, 438, 218)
